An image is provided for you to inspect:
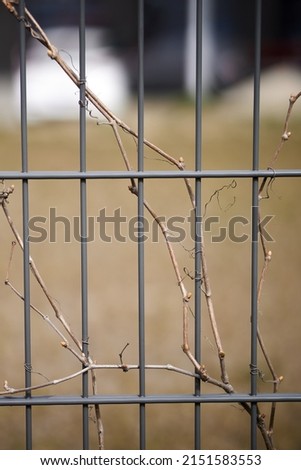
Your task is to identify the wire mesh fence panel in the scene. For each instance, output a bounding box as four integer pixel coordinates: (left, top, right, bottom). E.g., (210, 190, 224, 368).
(0, 0, 301, 450)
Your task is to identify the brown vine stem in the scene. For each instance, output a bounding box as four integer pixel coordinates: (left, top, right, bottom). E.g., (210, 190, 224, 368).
(256, 91, 301, 446)
(1, 0, 215, 376)
(1, 198, 83, 353)
(2, 4, 188, 165)
(199, 239, 229, 384)
(5, 241, 86, 364)
(1, 194, 104, 449)
(1, 189, 198, 448)
(3, 1, 197, 211)
(258, 91, 301, 201)
(6, 282, 87, 365)
(1, 363, 199, 397)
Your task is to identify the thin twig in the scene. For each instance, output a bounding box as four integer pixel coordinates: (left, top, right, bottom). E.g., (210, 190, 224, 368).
(256, 91, 301, 443)
(1, 191, 105, 448)
(1, 362, 200, 396)
(1, 198, 83, 352)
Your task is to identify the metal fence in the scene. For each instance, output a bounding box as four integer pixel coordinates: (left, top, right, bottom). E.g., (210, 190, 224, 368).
(1, 0, 301, 450)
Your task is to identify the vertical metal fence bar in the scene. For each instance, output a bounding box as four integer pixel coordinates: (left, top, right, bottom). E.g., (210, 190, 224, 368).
(19, 0, 32, 450)
(79, 0, 89, 449)
(194, 0, 203, 450)
(251, 0, 262, 450)
(137, 0, 146, 450)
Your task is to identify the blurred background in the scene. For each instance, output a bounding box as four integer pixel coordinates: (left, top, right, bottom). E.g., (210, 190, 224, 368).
(0, 0, 301, 122)
(0, 0, 301, 450)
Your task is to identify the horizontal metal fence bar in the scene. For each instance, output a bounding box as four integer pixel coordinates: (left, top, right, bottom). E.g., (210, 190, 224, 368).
(1, 169, 301, 180)
(1, 393, 301, 406)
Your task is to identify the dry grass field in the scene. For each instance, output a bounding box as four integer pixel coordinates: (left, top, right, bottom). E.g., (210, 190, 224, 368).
(0, 94, 301, 449)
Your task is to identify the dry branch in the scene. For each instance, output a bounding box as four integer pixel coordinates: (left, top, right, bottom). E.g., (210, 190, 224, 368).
(256, 91, 301, 445)
(1, 363, 199, 397)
